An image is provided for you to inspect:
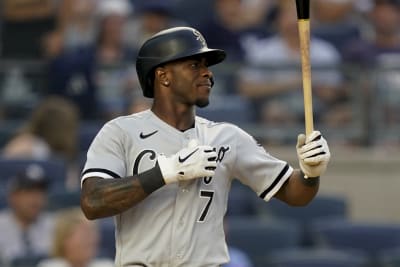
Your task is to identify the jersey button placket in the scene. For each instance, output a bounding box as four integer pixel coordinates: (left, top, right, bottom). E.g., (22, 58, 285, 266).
(183, 129, 195, 145)
(172, 179, 194, 264)
(181, 188, 189, 193)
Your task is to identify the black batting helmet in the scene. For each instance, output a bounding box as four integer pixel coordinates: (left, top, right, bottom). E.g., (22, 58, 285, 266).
(136, 26, 226, 98)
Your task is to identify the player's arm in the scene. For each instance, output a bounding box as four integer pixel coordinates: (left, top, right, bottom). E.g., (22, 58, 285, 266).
(274, 169, 319, 206)
(81, 177, 147, 219)
(81, 140, 217, 220)
(274, 130, 330, 206)
(81, 166, 162, 220)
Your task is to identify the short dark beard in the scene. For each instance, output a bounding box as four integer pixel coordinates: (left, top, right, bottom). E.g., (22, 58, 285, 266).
(195, 98, 209, 108)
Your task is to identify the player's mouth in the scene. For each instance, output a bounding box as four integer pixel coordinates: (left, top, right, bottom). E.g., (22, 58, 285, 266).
(197, 82, 212, 91)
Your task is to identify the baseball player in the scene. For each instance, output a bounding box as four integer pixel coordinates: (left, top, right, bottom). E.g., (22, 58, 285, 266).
(80, 26, 331, 267)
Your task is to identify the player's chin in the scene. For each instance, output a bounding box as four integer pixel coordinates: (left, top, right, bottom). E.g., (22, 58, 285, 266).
(195, 97, 210, 108)
(195, 86, 211, 108)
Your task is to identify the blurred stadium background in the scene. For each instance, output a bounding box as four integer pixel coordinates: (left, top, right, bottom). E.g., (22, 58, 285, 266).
(1, 0, 400, 266)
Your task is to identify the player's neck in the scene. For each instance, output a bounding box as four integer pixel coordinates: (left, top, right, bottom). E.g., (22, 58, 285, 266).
(151, 104, 195, 131)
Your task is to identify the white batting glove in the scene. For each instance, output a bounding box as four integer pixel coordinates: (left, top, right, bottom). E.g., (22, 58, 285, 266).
(157, 139, 217, 184)
(296, 130, 331, 178)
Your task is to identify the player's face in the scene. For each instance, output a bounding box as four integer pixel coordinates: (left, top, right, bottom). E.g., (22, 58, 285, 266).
(165, 56, 213, 108)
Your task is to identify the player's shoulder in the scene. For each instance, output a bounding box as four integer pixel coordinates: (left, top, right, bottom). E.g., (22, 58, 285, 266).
(196, 116, 259, 146)
(0, 210, 14, 227)
(195, 115, 243, 132)
(0, 210, 9, 219)
(104, 109, 152, 129)
(93, 110, 152, 138)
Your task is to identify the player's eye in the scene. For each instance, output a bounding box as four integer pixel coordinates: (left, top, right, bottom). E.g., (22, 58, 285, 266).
(190, 62, 200, 69)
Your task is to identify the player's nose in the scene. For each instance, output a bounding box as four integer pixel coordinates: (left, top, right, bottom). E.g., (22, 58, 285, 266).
(203, 68, 213, 80)
(201, 68, 213, 86)
(197, 58, 214, 86)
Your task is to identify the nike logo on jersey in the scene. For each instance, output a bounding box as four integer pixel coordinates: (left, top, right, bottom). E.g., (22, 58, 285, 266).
(178, 148, 199, 163)
(140, 130, 158, 139)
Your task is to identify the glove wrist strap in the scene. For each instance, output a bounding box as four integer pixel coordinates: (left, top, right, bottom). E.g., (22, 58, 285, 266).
(137, 162, 166, 194)
(300, 170, 320, 186)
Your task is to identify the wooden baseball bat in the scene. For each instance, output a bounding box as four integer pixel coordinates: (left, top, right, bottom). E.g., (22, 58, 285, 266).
(295, 0, 314, 136)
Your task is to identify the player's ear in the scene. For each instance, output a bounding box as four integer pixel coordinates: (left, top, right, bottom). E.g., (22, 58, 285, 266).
(155, 67, 170, 87)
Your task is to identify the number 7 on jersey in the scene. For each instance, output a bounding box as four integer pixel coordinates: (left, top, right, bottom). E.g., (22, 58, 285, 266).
(198, 190, 214, 222)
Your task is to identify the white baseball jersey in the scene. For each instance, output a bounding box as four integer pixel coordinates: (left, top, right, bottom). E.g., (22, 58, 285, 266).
(82, 109, 293, 267)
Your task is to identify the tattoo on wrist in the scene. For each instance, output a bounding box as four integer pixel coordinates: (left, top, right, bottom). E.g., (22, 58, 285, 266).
(137, 162, 166, 194)
(300, 170, 320, 187)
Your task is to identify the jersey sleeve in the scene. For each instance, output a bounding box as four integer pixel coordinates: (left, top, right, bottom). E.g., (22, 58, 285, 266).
(81, 120, 127, 186)
(232, 127, 293, 201)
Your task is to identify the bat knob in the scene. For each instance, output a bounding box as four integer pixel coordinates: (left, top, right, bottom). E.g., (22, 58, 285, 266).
(296, 0, 310, 20)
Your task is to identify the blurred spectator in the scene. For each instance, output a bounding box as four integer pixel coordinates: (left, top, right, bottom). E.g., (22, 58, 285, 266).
(0, 65, 40, 118)
(46, 0, 137, 121)
(197, 0, 268, 95)
(240, 0, 277, 31)
(198, 0, 266, 64)
(344, 0, 400, 63)
(44, 47, 98, 120)
(56, 0, 97, 51)
(2, 96, 80, 189)
(42, 30, 65, 59)
(311, 0, 363, 54)
(238, 0, 348, 130)
(354, 0, 375, 14)
(95, 0, 137, 120)
(0, 166, 54, 265)
(343, 0, 400, 127)
(41, 0, 97, 60)
(2, 96, 79, 162)
(37, 208, 114, 267)
(124, 0, 187, 53)
(1, 0, 57, 59)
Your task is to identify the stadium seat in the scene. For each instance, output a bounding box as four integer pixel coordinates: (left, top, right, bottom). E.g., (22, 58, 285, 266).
(258, 194, 348, 222)
(97, 217, 116, 259)
(10, 254, 46, 267)
(226, 180, 258, 217)
(226, 217, 301, 267)
(378, 247, 400, 267)
(256, 194, 348, 246)
(46, 189, 81, 212)
(266, 247, 370, 267)
(311, 219, 400, 264)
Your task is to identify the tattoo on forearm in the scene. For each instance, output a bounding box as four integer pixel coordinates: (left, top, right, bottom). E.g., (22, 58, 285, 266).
(81, 177, 148, 218)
